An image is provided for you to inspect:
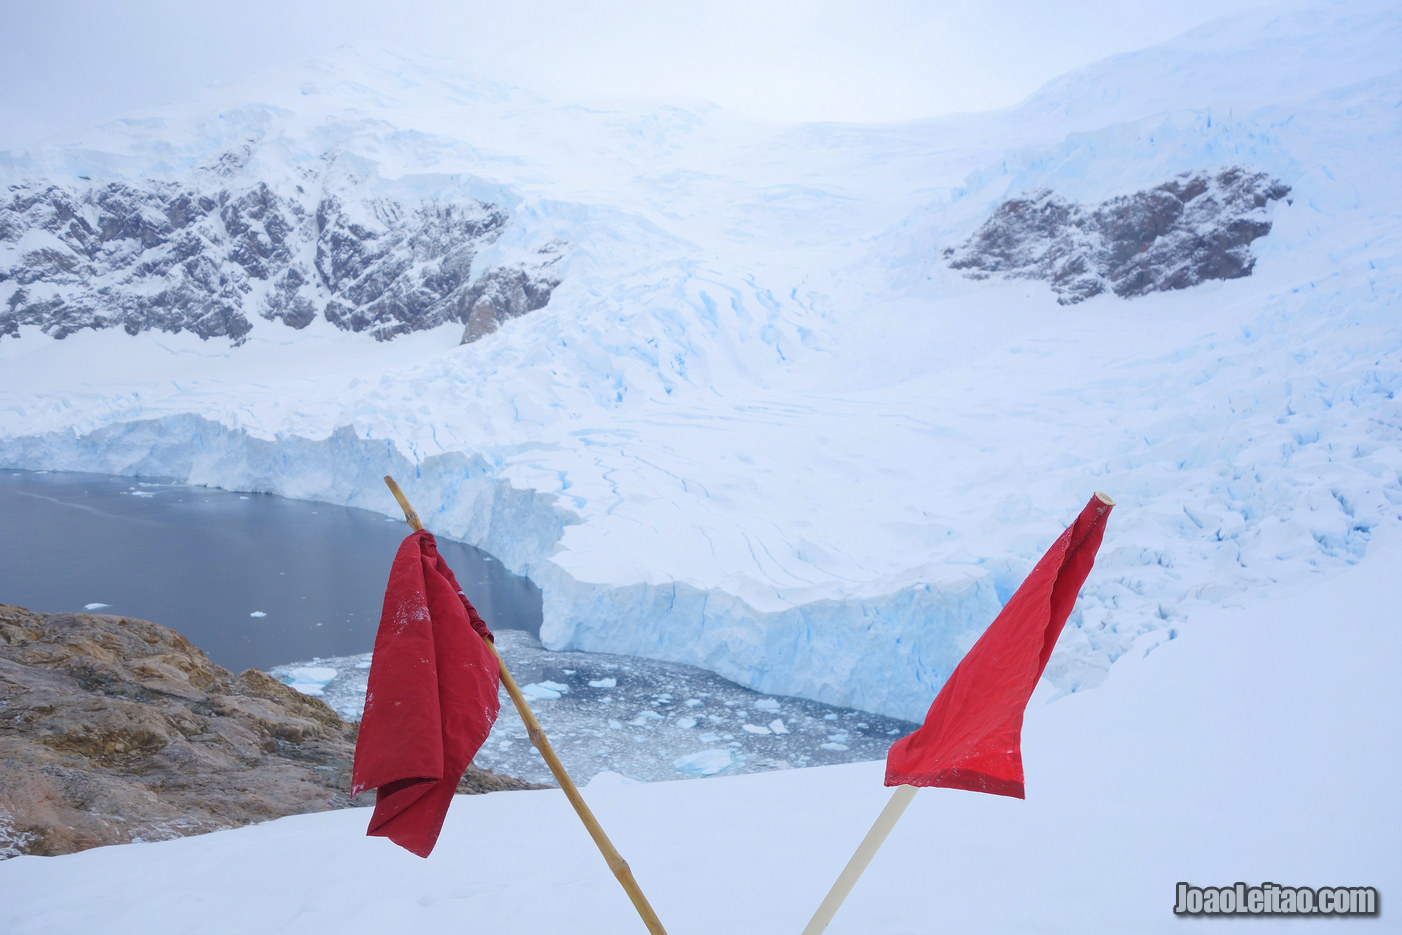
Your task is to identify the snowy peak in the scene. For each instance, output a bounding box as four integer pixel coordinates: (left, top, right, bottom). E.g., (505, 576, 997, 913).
(1013, 0, 1402, 128)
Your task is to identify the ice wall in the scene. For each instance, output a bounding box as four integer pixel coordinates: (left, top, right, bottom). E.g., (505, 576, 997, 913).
(0, 417, 1001, 720)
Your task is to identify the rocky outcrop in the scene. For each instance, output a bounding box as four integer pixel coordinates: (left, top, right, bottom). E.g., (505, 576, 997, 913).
(0, 162, 566, 343)
(944, 168, 1290, 303)
(0, 603, 535, 858)
(312, 196, 507, 340)
(461, 241, 565, 343)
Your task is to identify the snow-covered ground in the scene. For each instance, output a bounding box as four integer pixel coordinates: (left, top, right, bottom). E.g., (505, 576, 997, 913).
(2, 533, 1396, 933)
(2, 1, 1400, 728)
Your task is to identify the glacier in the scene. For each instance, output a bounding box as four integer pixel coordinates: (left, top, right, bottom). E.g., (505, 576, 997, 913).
(2, 0, 1400, 722)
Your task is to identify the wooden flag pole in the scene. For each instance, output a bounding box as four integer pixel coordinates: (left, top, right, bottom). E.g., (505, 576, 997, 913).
(383, 476, 669, 935)
(800, 784, 918, 935)
(803, 491, 1117, 933)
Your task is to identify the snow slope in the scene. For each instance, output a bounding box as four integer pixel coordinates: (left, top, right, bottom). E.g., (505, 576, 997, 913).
(2, 531, 1396, 932)
(2, 0, 1401, 720)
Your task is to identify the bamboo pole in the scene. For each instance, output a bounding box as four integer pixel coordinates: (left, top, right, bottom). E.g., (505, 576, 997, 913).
(802, 491, 1116, 932)
(801, 784, 918, 934)
(383, 476, 669, 935)
(801, 490, 1115, 930)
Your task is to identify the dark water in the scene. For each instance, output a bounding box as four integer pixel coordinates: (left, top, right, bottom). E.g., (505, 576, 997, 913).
(0, 470, 542, 672)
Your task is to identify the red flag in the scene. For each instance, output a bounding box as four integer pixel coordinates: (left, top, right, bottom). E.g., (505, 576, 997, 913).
(351, 529, 501, 857)
(885, 493, 1113, 798)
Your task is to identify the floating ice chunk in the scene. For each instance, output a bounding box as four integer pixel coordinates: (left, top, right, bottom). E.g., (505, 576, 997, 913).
(675, 717, 698, 729)
(629, 710, 664, 726)
(282, 666, 338, 697)
(742, 724, 771, 735)
(249, 611, 267, 618)
(698, 732, 720, 743)
(753, 698, 781, 712)
(587, 771, 639, 788)
(588, 677, 617, 688)
(684, 698, 703, 707)
(824, 713, 838, 721)
(820, 731, 851, 752)
(83, 603, 110, 610)
(673, 749, 732, 776)
(522, 681, 569, 700)
(128, 490, 155, 498)
(769, 718, 789, 734)
(608, 719, 624, 730)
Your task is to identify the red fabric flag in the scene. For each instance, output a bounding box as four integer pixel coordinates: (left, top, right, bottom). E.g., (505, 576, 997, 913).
(351, 529, 501, 857)
(885, 493, 1113, 798)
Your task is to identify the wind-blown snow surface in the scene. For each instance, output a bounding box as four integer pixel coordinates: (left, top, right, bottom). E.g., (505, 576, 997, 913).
(2, 538, 1397, 932)
(2, 0, 1401, 720)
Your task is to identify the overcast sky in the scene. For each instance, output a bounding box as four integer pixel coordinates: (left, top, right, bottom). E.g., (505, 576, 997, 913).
(0, 0, 1275, 149)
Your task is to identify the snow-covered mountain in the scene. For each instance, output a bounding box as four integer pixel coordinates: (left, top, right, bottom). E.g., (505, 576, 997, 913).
(0, 73, 572, 344)
(0, 170, 565, 342)
(2, 0, 1399, 722)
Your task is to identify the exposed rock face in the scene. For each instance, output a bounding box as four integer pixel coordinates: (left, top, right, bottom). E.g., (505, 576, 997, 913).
(0, 162, 565, 343)
(0, 604, 536, 858)
(461, 241, 565, 343)
(944, 168, 1291, 304)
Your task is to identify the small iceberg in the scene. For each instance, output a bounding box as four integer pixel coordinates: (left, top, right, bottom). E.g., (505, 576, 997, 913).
(673, 749, 732, 776)
(522, 680, 570, 700)
(281, 666, 339, 697)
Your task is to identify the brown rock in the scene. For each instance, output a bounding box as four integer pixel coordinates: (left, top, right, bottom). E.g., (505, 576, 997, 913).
(0, 604, 538, 858)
